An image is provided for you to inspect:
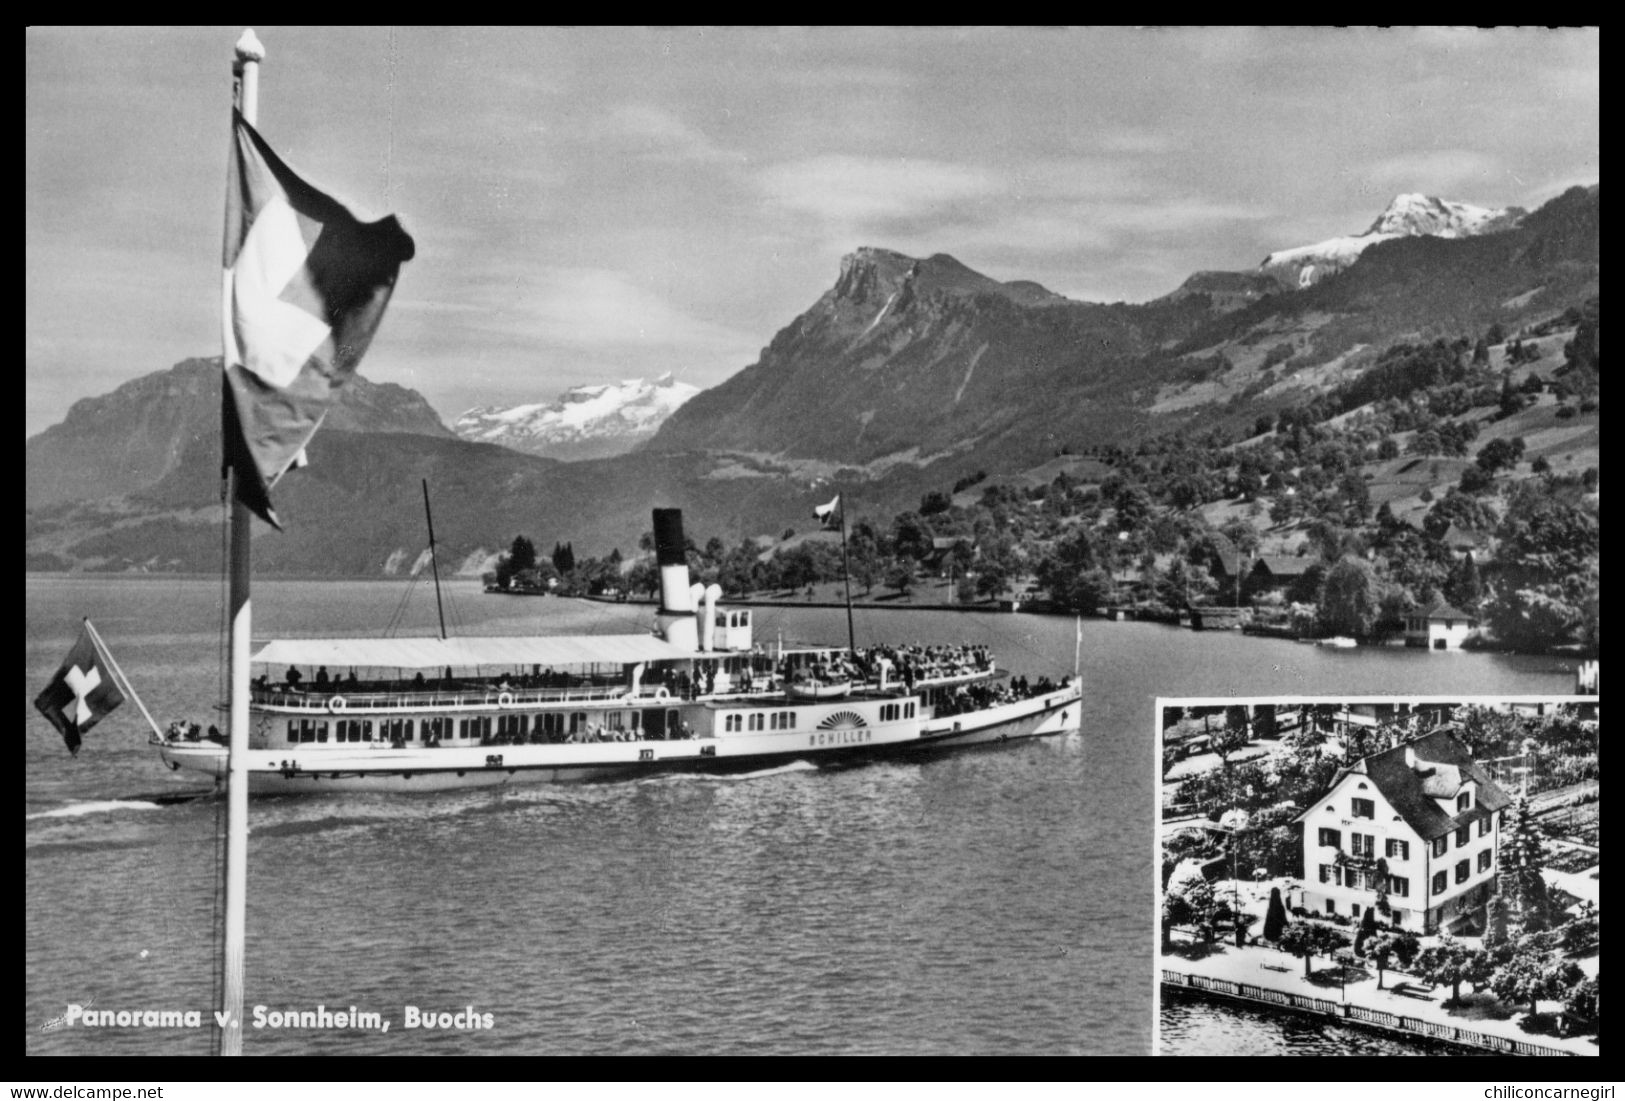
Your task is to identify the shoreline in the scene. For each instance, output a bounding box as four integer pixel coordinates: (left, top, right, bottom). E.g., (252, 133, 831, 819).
(1160, 969, 1579, 1056)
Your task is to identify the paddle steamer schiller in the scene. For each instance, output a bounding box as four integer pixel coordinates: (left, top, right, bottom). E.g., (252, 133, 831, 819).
(155, 509, 1082, 792)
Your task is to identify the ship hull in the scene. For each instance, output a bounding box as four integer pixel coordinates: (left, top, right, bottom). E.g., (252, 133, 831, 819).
(155, 686, 1080, 794)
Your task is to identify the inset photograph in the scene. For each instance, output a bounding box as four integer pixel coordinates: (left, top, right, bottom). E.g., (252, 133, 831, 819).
(1157, 698, 1599, 1056)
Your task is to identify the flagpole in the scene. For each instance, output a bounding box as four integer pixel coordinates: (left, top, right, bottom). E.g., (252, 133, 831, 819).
(82, 618, 165, 742)
(219, 27, 264, 1059)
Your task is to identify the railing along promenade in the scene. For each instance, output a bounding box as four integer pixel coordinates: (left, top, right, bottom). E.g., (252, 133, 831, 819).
(1161, 969, 1576, 1056)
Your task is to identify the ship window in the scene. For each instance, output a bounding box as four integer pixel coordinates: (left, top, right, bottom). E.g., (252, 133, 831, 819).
(314, 722, 328, 743)
(630, 712, 641, 730)
(287, 722, 299, 743)
(906, 702, 915, 718)
(725, 714, 741, 733)
(748, 713, 764, 732)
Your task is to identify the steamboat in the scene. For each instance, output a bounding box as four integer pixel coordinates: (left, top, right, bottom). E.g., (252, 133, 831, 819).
(155, 509, 1082, 792)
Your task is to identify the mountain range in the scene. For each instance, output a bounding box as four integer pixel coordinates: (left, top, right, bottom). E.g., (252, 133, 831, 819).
(452, 373, 700, 460)
(25, 185, 1599, 575)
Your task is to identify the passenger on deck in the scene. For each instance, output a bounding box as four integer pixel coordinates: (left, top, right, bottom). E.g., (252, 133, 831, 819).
(285, 665, 303, 689)
(207, 724, 223, 744)
(346, 669, 359, 688)
(314, 666, 330, 689)
(413, 672, 426, 690)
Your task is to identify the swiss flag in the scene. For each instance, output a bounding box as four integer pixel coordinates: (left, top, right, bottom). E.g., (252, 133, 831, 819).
(34, 622, 126, 756)
(221, 110, 414, 528)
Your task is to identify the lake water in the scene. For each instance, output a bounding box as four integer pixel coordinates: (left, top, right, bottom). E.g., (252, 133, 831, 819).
(24, 576, 1574, 1055)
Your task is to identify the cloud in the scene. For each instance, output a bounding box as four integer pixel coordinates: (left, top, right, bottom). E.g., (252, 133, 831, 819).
(602, 104, 741, 164)
(758, 156, 1004, 223)
(1362, 150, 1505, 200)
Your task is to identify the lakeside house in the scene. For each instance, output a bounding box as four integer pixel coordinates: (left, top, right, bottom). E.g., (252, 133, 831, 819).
(1247, 554, 1314, 594)
(1296, 729, 1511, 934)
(1403, 601, 1479, 650)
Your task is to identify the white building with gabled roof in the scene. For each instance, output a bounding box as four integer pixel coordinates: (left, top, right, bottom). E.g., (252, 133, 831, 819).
(1294, 728, 1512, 933)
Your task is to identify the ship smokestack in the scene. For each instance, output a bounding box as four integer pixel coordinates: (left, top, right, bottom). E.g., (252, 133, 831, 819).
(653, 508, 698, 650)
(701, 583, 722, 651)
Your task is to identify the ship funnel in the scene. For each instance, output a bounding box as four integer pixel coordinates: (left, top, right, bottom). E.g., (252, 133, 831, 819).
(653, 508, 698, 650)
(701, 584, 722, 651)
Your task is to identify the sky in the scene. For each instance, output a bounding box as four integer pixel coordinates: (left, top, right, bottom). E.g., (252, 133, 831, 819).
(25, 26, 1599, 439)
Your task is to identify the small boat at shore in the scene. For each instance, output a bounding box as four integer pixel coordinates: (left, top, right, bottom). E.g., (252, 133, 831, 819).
(1316, 636, 1358, 649)
(154, 509, 1082, 792)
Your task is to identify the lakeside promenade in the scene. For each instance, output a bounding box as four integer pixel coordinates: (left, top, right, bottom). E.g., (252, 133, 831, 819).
(1160, 931, 1597, 1056)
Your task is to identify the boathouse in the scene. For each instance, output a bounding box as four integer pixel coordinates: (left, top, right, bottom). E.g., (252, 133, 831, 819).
(1404, 601, 1478, 650)
(1295, 729, 1511, 934)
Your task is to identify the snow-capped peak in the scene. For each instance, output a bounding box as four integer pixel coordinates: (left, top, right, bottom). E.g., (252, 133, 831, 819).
(453, 375, 701, 461)
(1365, 193, 1504, 238)
(1261, 192, 1522, 289)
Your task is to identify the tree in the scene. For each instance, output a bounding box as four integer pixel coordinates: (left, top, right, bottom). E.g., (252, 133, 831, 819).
(890, 512, 935, 563)
(1262, 887, 1288, 942)
(1498, 796, 1554, 932)
(1442, 553, 1483, 613)
(1490, 949, 1584, 1018)
(1364, 929, 1419, 990)
(1164, 864, 1222, 945)
(1476, 436, 1526, 475)
(1354, 907, 1378, 955)
(1563, 976, 1599, 1035)
(1484, 482, 1599, 650)
(1413, 936, 1478, 1005)
(1278, 921, 1346, 979)
(1211, 707, 1252, 771)
(1318, 555, 1382, 637)
(508, 535, 537, 572)
(884, 558, 915, 596)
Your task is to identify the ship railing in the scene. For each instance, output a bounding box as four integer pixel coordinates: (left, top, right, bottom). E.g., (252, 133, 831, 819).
(252, 684, 677, 712)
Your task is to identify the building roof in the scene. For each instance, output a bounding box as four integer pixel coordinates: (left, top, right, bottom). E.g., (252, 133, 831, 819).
(1251, 554, 1315, 577)
(1420, 601, 1474, 621)
(253, 634, 698, 670)
(1301, 728, 1513, 841)
(1200, 532, 1244, 577)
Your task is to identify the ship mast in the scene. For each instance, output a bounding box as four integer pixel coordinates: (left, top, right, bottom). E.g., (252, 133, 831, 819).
(422, 478, 448, 640)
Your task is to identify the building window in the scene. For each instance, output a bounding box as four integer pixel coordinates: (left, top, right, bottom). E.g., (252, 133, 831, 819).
(1325, 900, 1335, 915)
(1432, 871, 1448, 895)
(1478, 850, 1492, 873)
(1432, 836, 1448, 858)
(1455, 860, 1470, 885)
(1351, 798, 1375, 819)
(1385, 839, 1410, 861)
(1318, 828, 1341, 848)
(1457, 790, 1472, 812)
(1351, 833, 1373, 858)
(1352, 903, 1362, 917)
(1479, 817, 1491, 837)
(1319, 864, 1333, 884)
(1389, 875, 1409, 898)
(1456, 825, 1470, 848)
